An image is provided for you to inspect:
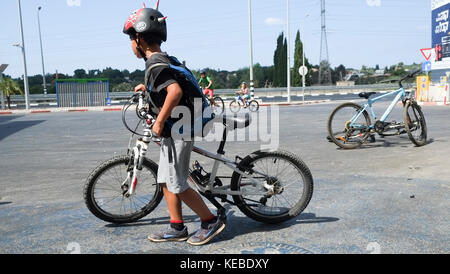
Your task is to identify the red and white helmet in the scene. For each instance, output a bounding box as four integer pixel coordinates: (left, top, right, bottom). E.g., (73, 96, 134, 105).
(123, 1, 167, 42)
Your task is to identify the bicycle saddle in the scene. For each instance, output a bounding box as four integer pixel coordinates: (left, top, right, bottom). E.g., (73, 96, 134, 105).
(217, 113, 251, 130)
(358, 92, 376, 99)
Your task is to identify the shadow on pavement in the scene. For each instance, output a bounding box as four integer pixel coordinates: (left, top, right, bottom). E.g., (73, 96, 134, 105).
(214, 211, 339, 243)
(0, 120, 45, 141)
(0, 202, 13, 206)
(0, 115, 24, 124)
(104, 214, 200, 228)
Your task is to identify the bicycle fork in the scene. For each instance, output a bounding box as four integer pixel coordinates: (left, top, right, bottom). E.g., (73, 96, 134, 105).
(123, 139, 149, 197)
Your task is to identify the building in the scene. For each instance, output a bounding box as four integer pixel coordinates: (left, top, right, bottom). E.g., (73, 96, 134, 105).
(431, 0, 450, 81)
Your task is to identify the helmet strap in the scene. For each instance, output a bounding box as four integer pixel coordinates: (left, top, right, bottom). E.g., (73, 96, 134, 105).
(136, 39, 148, 62)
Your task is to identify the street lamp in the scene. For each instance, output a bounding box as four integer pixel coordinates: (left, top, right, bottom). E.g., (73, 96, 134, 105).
(15, 0, 30, 110)
(37, 6, 47, 95)
(248, 0, 255, 99)
(301, 14, 310, 104)
(286, 0, 291, 103)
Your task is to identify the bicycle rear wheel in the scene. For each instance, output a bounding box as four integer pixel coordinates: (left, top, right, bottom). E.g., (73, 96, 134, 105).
(84, 155, 163, 224)
(230, 150, 313, 224)
(229, 100, 241, 113)
(403, 101, 427, 146)
(327, 102, 372, 149)
(211, 96, 225, 115)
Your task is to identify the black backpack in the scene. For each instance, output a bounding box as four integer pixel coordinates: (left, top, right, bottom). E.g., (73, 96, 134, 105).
(144, 56, 215, 138)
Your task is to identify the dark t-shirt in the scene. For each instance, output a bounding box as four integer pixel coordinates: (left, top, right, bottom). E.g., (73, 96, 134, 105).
(145, 52, 178, 111)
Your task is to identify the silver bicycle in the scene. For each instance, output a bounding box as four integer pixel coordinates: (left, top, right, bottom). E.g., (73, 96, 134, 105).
(84, 92, 313, 224)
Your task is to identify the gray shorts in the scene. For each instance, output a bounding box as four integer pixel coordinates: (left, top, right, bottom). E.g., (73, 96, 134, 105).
(157, 137, 193, 194)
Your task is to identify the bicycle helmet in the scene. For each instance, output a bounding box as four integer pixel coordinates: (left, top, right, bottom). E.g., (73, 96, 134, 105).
(123, 2, 167, 42)
(200, 69, 207, 75)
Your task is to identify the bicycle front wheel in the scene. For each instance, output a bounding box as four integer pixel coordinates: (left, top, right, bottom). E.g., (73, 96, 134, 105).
(83, 155, 163, 224)
(230, 150, 313, 224)
(248, 100, 260, 112)
(404, 101, 427, 146)
(327, 102, 372, 149)
(211, 96, 225, 115)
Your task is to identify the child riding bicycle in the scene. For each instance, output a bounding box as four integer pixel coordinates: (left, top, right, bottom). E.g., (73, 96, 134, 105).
(199, 70, 215, 105)
(237, 82, 250, 108)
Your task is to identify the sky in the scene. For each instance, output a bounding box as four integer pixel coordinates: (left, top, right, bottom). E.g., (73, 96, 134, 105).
(0, 0, 431, 78)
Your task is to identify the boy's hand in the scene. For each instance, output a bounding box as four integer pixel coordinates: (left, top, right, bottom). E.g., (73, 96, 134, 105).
(153, 120, 164, 137)
(134, 84, 147, 93)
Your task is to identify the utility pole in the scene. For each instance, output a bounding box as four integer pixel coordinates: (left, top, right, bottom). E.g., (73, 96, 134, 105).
(286, 0, 291, 103)
(248, 0, 255, 98)
(16, 0, 30, 110)
(38, 6, 47, 95)
(318, 0, 332, 85)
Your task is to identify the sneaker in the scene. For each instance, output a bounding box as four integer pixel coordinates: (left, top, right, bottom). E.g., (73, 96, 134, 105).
(148, 225, 189, 242)
(187, 218, 226, 246)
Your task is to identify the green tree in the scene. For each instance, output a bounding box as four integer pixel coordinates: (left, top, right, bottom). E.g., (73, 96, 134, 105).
(0, 77, 23, 109)
(74, 69, 87, 79)
(292, 30, 312, 87)
(273, 33, 287, 87)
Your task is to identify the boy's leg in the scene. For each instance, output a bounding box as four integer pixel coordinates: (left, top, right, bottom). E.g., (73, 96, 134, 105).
(178, 188, 214, 220)
(161, 183, 183, 221)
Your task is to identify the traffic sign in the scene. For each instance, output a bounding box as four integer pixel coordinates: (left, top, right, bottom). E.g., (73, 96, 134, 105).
(420, 48, 433, 61)
(298, 66, 308, 76)
(422, 61, 432, 72)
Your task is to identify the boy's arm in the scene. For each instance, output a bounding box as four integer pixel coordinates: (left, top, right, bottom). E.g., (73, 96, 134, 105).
(153, 82, 183, 136)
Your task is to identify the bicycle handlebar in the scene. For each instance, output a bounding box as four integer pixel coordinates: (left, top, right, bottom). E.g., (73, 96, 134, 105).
(399, 69, 422, 87)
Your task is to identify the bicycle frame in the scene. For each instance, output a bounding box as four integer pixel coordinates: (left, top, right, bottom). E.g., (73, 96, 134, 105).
(124, 122, 270, 198)
(189, 145, 270, 196)
(350, 87, 407, 129)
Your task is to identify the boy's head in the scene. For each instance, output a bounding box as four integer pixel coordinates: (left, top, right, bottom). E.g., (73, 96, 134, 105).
(200, 70, 207, 78)
(123, 6, 167, 60)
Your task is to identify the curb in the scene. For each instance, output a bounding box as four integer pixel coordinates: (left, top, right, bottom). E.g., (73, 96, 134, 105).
(0, 100, 344, 115)
(417, 102, 449, 106)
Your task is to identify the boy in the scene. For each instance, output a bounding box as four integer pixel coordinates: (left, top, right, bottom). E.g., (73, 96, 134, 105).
(123, 5, 226, 246)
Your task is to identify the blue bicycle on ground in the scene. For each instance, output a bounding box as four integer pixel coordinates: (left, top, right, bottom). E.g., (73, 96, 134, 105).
(327, 69, 427, 149)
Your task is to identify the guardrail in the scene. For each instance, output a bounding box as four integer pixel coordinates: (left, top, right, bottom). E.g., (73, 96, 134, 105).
(6, 83, 401, 104)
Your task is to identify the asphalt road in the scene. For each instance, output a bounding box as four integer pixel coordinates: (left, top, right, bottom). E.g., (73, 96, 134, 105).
(0, 101, 449, 254)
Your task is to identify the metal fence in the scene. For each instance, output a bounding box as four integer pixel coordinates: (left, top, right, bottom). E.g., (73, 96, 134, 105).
(55, 79, 109, 107)
(8, 83, 406, 106)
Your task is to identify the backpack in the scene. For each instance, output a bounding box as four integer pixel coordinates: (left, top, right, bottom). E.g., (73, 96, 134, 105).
(144, 55, 215, 138)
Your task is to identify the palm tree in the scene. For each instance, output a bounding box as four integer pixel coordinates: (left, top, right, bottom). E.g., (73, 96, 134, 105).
(0, 77, 23, 109)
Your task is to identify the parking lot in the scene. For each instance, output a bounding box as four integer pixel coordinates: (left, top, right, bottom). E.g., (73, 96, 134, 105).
(0, 101, 449, 254)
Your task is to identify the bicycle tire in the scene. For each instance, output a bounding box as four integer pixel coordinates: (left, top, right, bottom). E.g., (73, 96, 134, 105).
(327, 102, 372, 149)
(403, 100, 427, 146)
(84, 155, 163, 224)
(248, 100, 260, 112)
(230, 150, 313, 224)
(229, 100, 241, 113)
(211, 96, 225, 115)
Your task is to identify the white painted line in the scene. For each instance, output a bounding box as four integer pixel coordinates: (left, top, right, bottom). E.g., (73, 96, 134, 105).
(339, 92, 348, 95)
(325, 93, 333, 96)
(49, 103, 57, 106)
(30, 103, 39, 107)
(267, 96, 275, 98)
(311, 94, 319, 96)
